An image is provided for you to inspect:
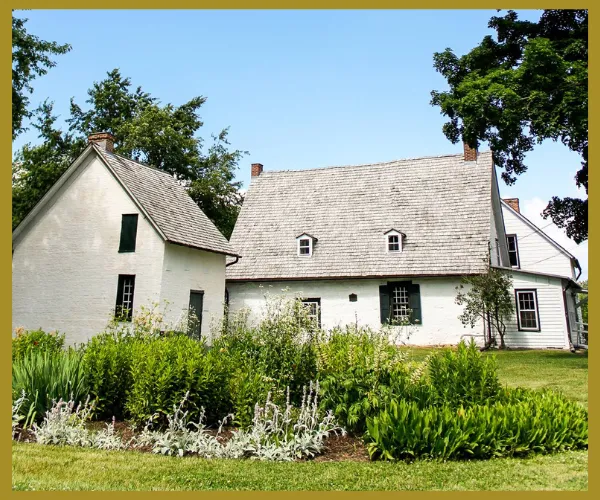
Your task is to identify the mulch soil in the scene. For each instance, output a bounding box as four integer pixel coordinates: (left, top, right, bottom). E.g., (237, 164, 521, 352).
(14, 420, 371, 462)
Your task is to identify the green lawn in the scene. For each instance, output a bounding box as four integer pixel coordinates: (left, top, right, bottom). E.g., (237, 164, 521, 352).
(12, 348, 588, 491)
(404, 347, 588, 408)
(12, 443, 587, 491)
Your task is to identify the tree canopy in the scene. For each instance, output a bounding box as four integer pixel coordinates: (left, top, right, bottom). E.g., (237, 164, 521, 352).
(431, 9, 588, 243)
(12, 69, 246, 238)
(12, 11, 71, 140)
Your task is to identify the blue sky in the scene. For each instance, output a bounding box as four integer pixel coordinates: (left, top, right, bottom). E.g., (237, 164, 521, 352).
(12, 9, 587, 278)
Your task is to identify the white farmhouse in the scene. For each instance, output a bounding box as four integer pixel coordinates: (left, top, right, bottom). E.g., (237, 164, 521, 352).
(12, 133, 239, 345)
(226, 144, 585, 349)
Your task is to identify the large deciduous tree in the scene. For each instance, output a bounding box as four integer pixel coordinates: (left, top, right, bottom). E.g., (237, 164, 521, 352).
(431, 9, 588, 243)
(12, 10, 71, 140)
(12, 69, 246, 238)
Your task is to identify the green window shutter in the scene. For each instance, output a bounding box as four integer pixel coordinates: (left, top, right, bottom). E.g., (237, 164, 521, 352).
(119, 214, 139, 252)
(408, 283, 422, 325)
(379, 284, 391, 324)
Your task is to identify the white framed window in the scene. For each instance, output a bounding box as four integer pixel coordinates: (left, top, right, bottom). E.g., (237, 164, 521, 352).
(391, 285, 410, 322)
(298, 238, 312, 256)
(301, 298, 321, 328)
(296, 233, 316, 257)
(384, 229, 404, 253)
(115, 274, 136, 321)
(515, 289, 540, 331)
(506, 234, 520, 268)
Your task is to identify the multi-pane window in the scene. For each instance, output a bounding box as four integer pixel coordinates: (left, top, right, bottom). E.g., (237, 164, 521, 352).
(379, 281, 422, 325)
(301, 298, 321, 328)
(299, 238, 311, 256)
(506, 235, 520, 268)
(119, 214, 139, 252)
(115, 274, 136, 321)
(515, 290, 540, 331)
(388, 235, 400, 252)
(391, 286, 410, 322)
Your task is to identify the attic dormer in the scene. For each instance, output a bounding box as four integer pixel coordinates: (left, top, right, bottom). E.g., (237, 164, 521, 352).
(384, 229, 405, 253)
(296, 232, 317, 257)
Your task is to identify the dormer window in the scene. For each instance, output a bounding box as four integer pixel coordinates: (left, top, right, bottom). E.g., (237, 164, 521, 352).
(299, 238, 311, 256)
(384, 229, 404, 253)
(296, 233, 317, 257)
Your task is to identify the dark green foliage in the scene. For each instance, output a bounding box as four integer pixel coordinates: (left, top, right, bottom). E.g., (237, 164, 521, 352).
(214, 299, 319, 408)
(81, 332, 135, 419)
(316, 326, 428, 434)
(431, 9, 588, 243)
(427, 340, 501, 406)
(12, 349, 88, 425)
(366, 389, 588, 461)
(12, 11, 71, 140)
(125, 336, 231, 426)
(12, 328, 65, 362)
(12, 68, 246, 238)
(227, 367, 275, 428)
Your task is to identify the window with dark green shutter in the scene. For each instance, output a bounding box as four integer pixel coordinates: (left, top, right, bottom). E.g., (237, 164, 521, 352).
(119, 214, 139, 253)
(379, 282, 422, 325)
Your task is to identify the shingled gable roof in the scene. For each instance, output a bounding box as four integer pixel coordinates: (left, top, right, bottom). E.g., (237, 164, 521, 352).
(13, 144, 238, 257)
(226, 151, 494, 280)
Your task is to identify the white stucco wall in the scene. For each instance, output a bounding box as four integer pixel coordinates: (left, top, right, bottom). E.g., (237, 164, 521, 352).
(502, 205, 575, 279)
(12, 153, 166, 345)
(503, 271, 570, 349)
(159, 244, 227, 338)
(226, 277, 485, 346)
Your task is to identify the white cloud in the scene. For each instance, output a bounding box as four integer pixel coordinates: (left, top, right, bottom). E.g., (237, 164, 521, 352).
(519, 197, 588, 281)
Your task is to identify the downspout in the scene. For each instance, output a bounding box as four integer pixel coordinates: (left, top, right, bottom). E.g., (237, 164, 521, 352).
(226, 256, 240, 267)
(563, 280, 575, 352)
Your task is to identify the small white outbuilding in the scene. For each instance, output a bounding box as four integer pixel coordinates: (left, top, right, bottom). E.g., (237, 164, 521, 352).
(12, 133, 239, 345)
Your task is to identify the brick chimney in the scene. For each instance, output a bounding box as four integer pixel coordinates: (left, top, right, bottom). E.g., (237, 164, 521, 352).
(88, 132, 115, 153)
(251, 163, 264, 177)
(503, 198, 520, 213)
(463, 141, 478, 161)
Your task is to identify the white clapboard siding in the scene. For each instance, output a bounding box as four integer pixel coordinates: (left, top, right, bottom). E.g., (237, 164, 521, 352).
(504, 271, 570, 349)
(502, 204, 575, 279)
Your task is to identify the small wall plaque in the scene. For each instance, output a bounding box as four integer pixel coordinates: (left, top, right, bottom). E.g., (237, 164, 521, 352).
(349, 293, 357, 302)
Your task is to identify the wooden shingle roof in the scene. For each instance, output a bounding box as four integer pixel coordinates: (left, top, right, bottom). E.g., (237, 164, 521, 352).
(226, 151, 494, 280)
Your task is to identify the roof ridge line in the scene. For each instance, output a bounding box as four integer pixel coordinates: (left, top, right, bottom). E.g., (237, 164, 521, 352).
(259, 150, 493, 175)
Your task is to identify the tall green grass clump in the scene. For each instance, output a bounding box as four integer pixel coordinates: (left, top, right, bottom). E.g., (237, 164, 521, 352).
(12, 349, 88, 425)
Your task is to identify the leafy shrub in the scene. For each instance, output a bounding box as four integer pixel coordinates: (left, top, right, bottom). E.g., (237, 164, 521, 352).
(12, 328, 65, 361)
(81, 331, 135, 419)
(366, 389, 588, 461)
(12, 349, 88, 425)
(227, 365, 275, 428)
(215, 292, 318, 406)
(316, 326, 430, 433)
(427, 340, 501, 407)
(125, 335, 230, 426)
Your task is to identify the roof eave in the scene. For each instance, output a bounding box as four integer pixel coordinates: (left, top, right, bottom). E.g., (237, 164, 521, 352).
(168, 240, 240, 258)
